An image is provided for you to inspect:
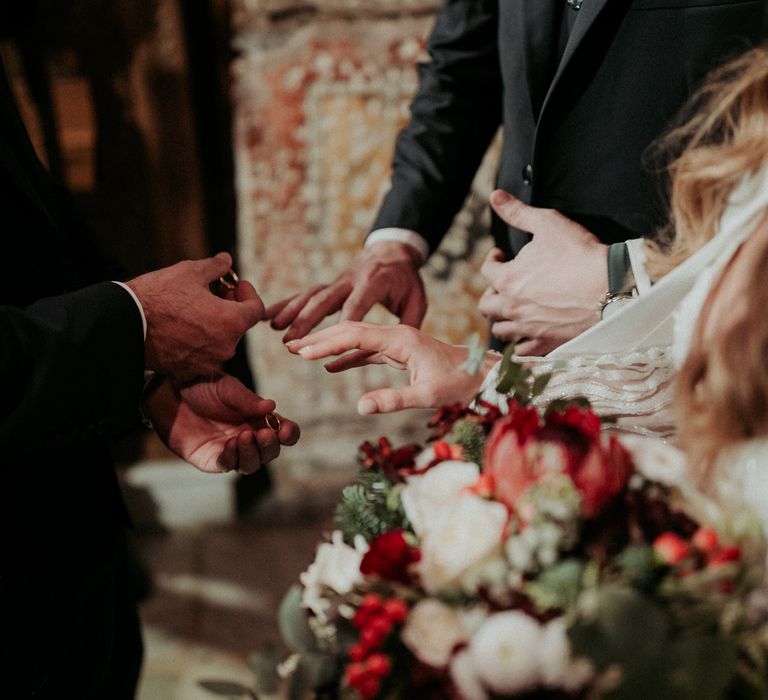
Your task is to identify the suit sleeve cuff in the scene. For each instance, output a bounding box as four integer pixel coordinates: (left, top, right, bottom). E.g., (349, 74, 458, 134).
(112, 281, 147, 340)
(365, 228, 429, 264)
(625, 238, 652, 295)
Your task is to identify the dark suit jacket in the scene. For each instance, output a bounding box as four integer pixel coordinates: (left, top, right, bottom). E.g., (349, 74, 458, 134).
(0, 62, 145, 574)
(373, 0, 766, 257)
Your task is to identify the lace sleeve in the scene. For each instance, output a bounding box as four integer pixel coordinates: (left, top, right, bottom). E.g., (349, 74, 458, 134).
(477, 348, 676, 439)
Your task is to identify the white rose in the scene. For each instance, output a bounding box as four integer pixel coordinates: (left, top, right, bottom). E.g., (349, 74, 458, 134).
(299, 531, 368, 623)
(468, 611, 543, 695)
(418, 494, 508, 594)
(450, 649, 488, 700)
(619, 435, 687, 488)
(401, 460, 480, 537)
(539, 617, 594, 691)
(401, 599, 467, 668)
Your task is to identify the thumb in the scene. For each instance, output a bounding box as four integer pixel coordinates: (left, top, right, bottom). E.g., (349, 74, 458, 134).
(191, 252, 233, 281)
(218, 376, 276, 417)
(234, 280, 266, 319)
(357, 386, 431, 415)
(490, 190, 551, 235)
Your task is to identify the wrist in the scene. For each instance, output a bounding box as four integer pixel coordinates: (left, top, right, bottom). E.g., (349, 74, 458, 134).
(364, 239, 425, 268)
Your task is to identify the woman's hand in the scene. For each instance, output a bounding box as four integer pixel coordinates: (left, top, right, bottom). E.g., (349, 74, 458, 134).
(287, 321, 498, 414)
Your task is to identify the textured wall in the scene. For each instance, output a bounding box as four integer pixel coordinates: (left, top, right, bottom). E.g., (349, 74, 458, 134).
(232, 0, 499, 489)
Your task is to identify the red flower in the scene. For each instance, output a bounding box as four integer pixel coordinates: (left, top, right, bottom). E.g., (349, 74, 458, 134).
(483, 402, 631, 517)
(546, 404, 601, 441)
(483, 404, 542, 511)
(359, 437, 422, 482)
(567, 435, 634, 518)
(654, 532, 691, 564)
(360, 530, 421, 585)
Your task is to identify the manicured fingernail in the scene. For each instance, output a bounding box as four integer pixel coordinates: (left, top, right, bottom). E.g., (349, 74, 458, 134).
(297, 345, 313, 356)
(358, 398, 377, 415)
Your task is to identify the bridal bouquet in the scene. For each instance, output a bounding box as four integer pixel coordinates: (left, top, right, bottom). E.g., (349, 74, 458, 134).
(274, 360, 768, 700)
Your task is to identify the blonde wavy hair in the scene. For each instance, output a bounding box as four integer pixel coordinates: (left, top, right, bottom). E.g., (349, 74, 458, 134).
(646, 44, 768, 476)
(645, 44, 768, 279)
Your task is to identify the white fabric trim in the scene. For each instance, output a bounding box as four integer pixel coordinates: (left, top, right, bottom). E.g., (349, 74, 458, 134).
(365, 227, 429, 264)
(112, 281, 147, 340)
(626, 238, 652, 295)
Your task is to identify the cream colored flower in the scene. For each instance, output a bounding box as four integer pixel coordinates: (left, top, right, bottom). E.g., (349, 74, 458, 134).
(450, 649, 489, 700)
(299, 531, 368, 623)
(401, 599, 466, 668)
(418, 494, 508, 594)
(401, 460, 480, 537)
(468, 611, 543, 695)
(539, 617, 594, 691)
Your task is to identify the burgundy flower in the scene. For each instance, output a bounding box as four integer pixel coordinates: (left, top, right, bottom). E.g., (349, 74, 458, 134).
(358, 437, 422, 482)
(568, 435, 634, 518)
(360, 530, 421, 585)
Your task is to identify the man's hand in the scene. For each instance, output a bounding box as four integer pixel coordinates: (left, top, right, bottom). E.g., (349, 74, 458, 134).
(266, 241, 427, 342)
(127, 252, 265, 381)
(145, 374, 300, 475)
(478, 190, 608, 356)
(286, 321, 495, 414)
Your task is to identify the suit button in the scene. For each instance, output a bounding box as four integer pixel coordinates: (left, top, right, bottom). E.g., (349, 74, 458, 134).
(522, 163, 533, 186)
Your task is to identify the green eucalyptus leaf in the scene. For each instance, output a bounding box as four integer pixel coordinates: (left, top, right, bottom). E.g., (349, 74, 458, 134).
(596, 585, 669, 658)
(616, 545, 658, 589)
(531, 372, 553, 396)
(526, 558, 584, 610)
(663, 635, 738, 700)
(197, 680, 256, 698)
(279, 585, 317, 654)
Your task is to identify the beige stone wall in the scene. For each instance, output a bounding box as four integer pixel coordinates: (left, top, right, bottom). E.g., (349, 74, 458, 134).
(232, 0, 499, 488)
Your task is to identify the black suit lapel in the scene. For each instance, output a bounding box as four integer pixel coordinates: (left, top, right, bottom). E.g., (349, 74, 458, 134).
(537, 0, 611, 123)
(520, 0, 563, 119)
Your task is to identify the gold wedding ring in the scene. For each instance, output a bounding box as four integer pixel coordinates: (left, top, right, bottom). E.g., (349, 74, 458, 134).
(218, 269, 240, 290)
(265, 412, 281, 432)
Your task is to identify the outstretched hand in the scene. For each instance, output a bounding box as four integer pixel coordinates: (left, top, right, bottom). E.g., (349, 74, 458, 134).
(286, 321, 497, 414)
(146, 374, 300, 474)
(266, 241, 427, 343)
(127, 253, 266, 381)
(479, 191, 608, 356)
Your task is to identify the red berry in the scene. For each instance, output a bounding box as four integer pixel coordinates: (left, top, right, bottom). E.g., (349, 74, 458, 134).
(348, 643, 367, 662)
(382, 598, 408, 624)
(692, 528, 719, 552)
(361, 593, 384, 613)
(433, 440, 452, 460)
(356, 675, 381, 700)
(353, 608, 370, 630)
(345, 662, 367, 686)
(360, 625, 383, 650)
(653, 532, 690, 564)
(366, 653, 391, 678)
(370, 616, 393, 639)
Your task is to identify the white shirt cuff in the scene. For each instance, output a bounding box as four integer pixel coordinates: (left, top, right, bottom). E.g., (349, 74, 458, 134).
(112, 281, 147, 340)
(365, 227, 429, 264)
(626, 238, 652, 296)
